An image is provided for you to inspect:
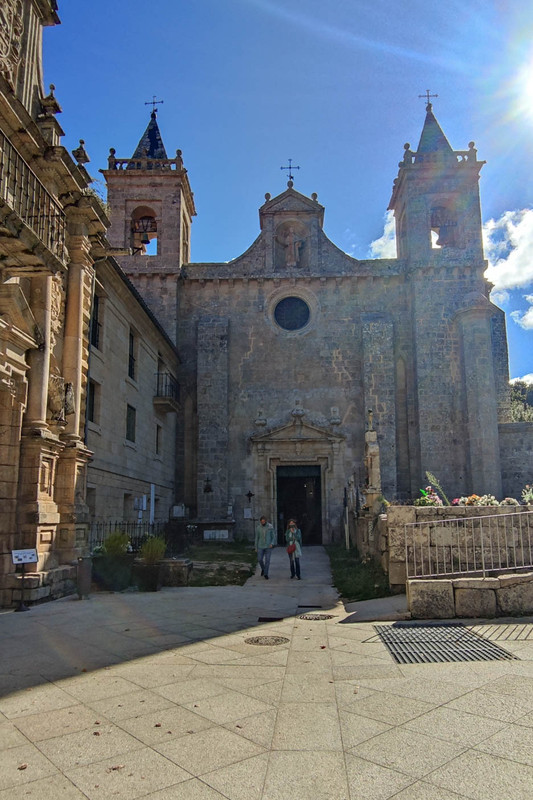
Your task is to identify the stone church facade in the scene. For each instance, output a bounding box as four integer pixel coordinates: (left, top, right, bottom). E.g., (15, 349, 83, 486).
(105, 105, 532, 543)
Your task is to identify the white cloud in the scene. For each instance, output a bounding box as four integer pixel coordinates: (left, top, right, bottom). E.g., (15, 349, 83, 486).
(489, 289, 510, 306)
(368, 211, 396, 258)
(484, 209, 533, 291)
(511, 373, 533, 384)
(511, 295, 533, 329)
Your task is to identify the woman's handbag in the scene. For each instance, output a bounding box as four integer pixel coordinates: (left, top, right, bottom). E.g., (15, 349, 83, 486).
(287, 543, 296, 554)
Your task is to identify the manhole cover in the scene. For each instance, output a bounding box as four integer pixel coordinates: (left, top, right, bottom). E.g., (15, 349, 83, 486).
(374, 623, 518, 665)
(298, 613, 335, 621)
(245, 636, 289, 646)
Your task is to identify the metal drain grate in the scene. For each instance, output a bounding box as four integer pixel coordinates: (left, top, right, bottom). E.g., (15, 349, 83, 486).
(245, 636, 289, 646)
(469, 623, 533, 642)
(374, 623, 518, 664)
(298, 613, 335, 621)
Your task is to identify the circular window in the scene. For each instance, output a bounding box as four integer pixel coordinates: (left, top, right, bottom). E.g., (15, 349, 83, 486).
(274, 296, 310, 331)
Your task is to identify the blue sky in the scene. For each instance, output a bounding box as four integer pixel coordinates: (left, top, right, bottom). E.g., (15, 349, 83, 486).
(44, 0, 533, 380)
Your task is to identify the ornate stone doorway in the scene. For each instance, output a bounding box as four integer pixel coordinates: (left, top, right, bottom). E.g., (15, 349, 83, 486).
(276, 465, 322, 545)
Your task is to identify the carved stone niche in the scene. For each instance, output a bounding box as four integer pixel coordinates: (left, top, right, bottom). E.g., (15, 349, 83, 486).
(275, 220, 308, 270)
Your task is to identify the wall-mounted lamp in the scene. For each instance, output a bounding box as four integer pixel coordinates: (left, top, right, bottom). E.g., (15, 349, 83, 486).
(246, 491, 255, 502)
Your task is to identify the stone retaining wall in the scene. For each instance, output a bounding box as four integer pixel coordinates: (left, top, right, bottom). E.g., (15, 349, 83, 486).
(386, 505, 533, 592)
(408, 571, 533, 619)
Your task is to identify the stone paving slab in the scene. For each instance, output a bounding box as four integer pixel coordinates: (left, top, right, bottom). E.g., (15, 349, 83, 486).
(1, 545, 533, 798)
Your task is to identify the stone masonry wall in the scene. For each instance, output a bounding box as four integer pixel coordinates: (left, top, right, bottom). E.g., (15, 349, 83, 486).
(196, 317, 229, 520)
(362, 315, 396, 498)
(499, 422, 533, 498)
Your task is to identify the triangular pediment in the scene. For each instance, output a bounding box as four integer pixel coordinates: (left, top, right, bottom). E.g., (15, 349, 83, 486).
(259, 186, 324, 229)
(251, 415, 344, 444)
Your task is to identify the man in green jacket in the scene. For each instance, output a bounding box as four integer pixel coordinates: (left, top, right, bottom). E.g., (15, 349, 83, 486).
(255, 515, 275, 580)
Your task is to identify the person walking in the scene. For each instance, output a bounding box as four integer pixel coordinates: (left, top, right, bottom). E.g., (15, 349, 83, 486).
(255, 515, 275, 579)
(285, 519, 302, 580)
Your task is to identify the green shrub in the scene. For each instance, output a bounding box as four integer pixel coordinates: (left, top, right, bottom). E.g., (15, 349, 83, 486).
(140, 536, 166, 564)
(103, 530, 130, 555)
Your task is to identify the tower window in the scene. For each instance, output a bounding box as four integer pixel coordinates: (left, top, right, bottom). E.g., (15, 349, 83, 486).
(131, 209, 158, 254)
(430, 205, 458, 248)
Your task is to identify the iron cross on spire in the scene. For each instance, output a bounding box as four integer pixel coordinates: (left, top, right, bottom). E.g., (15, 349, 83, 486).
(280, 158, 300, 183)
(418, 89, 438, 111)
(145, 95, 164, 114)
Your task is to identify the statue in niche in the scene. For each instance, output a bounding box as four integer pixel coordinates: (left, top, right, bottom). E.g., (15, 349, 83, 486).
(48, 374, 75, 423)
(276, 221, 307, 269)
(283, 225, 304, 266)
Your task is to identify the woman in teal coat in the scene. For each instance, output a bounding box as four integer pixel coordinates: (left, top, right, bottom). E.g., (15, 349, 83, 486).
(285, 519, 302, 579)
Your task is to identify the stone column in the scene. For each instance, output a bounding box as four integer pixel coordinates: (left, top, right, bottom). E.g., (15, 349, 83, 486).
(62, 236, 92, 442)
(24, 274, 52, 431)
(55, 235, 94, 561)
(458, 306, 502, 497)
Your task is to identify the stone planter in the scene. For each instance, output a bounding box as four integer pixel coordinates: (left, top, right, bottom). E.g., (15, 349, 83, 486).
(132, 562, 161, 592)
(92, 554, 133, 591)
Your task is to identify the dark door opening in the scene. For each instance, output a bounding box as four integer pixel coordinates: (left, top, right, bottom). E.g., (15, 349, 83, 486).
(276, 465, 322, 545)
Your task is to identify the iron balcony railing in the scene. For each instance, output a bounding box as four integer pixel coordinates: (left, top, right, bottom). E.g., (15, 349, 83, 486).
(0, 130, 67, 263)
(155, 372, 180, 403)
(405, 510, 533, 579)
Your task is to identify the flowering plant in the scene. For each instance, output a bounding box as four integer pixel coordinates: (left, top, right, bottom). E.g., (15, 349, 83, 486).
(414, 486, 443, 507)
(522, 484, 533, 504)
(477, 494, 500, 506)
(500, 497, 520, 506)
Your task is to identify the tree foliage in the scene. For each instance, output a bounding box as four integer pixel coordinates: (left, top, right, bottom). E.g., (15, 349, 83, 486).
(510, 381, 533, 422)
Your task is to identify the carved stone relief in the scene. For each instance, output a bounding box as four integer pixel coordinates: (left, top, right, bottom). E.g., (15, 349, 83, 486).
(0, 1, 23, 89)
(275, 220, 308, 269)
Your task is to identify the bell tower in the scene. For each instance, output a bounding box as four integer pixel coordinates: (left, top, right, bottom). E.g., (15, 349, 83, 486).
(388, 99, 485, 264)
(101, 108, 196, 341)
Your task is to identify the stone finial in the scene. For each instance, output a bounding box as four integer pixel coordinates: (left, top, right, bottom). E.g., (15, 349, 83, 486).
(254, 409, 267, 427)
(72, 139, 90, 165)
(41, 83, 62, 116)
(175, 149, 183, 169)
(330, 406, 341, 426)
(264, 192, 271, 201)
(291, 401, 305, 418)
(401, 143, 415, 166)
(311, 192, 318, 201)
(287, 180, 294, 189)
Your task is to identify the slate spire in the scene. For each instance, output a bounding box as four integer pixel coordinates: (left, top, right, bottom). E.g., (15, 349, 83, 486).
(131, 111, 168, 160)
(415, 101, 454, 161)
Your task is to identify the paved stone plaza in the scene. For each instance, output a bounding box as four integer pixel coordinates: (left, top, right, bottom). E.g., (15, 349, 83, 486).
(2, 547, 533, 799)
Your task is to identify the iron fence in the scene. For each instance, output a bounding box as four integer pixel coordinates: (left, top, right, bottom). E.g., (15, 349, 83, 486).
(88, 520, 167, 554)
(88, 519, 197, 557)
(405, 510, 533, 579)
(0, 129, 66, 262)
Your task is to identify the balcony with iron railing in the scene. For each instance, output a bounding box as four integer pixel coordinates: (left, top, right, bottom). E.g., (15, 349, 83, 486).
(153, 372, 181, 412)
(0, 129, 67, 266)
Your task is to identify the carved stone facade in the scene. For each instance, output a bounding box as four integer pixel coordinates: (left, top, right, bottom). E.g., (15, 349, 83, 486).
(0, 2, 104, 606)
(105, 101, 532, 545)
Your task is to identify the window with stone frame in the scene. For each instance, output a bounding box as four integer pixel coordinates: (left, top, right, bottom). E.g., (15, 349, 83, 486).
(126, 404, 136, 442)
(128, 329, 136, 380)
(87, 379, 100, 424)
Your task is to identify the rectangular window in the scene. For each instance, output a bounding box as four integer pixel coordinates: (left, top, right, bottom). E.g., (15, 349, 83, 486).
(155, 424, 162, 455)
(87, 379, 97, 423)
(126, 404, 136, 442)
(128, 330, 136, 380)
(90, 294, 101, 349)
